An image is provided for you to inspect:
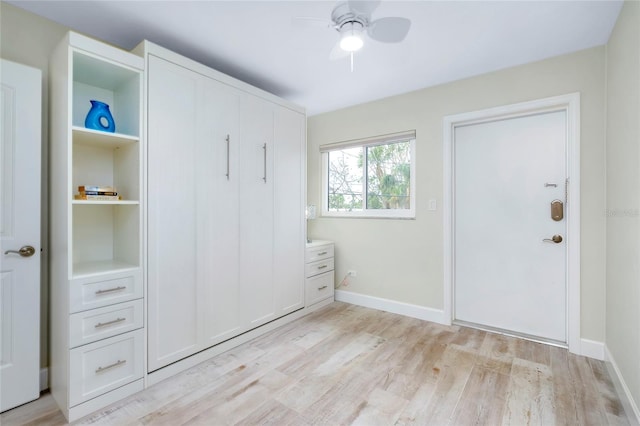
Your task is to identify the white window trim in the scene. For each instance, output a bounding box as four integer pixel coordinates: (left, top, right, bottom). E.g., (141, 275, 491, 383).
(320, 134, 416, 219)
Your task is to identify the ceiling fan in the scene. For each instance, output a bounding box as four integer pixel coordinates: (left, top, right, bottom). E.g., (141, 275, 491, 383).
(296, 0, 411, 65)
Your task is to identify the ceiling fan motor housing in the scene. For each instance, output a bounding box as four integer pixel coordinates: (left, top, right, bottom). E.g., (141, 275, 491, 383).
(332, 2, 369, 30)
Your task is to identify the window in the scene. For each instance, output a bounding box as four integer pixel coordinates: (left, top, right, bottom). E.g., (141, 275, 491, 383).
(321, 131, 416, 218)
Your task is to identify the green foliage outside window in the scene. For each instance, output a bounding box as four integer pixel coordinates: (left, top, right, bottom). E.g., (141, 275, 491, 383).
(327, 140, 412, 212)
(366, 142, 411, 210)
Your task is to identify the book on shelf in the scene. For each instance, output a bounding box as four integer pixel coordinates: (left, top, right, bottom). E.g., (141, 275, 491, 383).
(79, 191, 118, 196)
(74, 194, 122, 201)
(78, 185, 116, 193)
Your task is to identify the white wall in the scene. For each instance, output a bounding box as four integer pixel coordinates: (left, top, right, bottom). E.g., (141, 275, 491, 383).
(605, 0, 640, 419)
(308, 47, 607, 343)
(0, 2, 68, 368)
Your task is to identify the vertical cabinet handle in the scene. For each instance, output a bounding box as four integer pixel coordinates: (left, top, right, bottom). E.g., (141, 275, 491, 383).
(262, 143, 267, 183)
(225, 134, 230, 180)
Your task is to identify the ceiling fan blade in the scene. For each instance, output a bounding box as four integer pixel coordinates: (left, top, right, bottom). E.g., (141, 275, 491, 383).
(329, 42, 350, 61)
(367, 17, 411, 43)
(292, 16, 334, 29)
(347, 0, 381, 17)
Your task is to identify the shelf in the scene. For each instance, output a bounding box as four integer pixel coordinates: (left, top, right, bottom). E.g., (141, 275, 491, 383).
(73, 203, 140, 268)
(72, 200, 139, 205)
(73, 260, 139, 279)
(74, 51, 141, 90)
(73, 126, 139, 148)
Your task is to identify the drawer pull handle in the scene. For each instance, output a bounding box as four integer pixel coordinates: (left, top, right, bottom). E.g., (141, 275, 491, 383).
(318, 285, 328, 290)
(95, 286, 126, 295)
(317, 251, 328, 256)
(317, 265, 328, 270)
(95, 317, 126, 328)
(95, 359, 126, 374)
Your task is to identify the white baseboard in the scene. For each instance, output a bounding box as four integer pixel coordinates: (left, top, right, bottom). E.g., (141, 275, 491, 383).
(335, 290, 446, 325)
(605, 346, 640, 425)
(580, 338, 605, 360)
(40, 367, 48, 392)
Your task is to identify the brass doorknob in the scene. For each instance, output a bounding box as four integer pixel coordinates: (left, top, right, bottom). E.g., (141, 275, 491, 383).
(543, 235, 563, 244)
(3, 245, 36, 257)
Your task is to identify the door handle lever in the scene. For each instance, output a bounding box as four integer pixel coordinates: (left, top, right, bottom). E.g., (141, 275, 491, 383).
(543, 235, 563, 244)
(4, 245, 36, 257)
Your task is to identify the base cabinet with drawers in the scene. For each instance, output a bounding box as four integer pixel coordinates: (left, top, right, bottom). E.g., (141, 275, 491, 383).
(306, 241, 335, 306)
(49, 32, 145, 421)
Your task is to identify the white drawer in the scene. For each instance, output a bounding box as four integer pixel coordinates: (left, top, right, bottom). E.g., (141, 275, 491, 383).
(306, 271, 334, 306)
(305, 258, 335, 278)
(69, 299, 143, 348)
(70, 269, 142, 313)
(306, 244, 334, 263)
(69, 329, 144, 407)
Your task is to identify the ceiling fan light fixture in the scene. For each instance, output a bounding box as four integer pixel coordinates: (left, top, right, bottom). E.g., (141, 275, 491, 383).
(339, 21, 364, 52)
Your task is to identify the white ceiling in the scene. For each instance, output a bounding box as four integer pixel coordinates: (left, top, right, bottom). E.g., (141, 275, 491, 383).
(8, 0, 623, 115)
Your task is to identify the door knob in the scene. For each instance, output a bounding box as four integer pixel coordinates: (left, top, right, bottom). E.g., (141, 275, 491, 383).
(4, 245, 36, 257)
(542, 235, 563, 244)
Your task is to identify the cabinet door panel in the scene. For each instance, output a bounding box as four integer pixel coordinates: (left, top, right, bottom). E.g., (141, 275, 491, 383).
(147, 56, 200, 371)
(239, 95, 275, 327)
(273, 107, 305, 314)
(200, 79, 243, 345)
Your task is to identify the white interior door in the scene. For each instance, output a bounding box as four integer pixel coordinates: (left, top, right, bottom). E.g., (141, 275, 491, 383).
(0, 59, 41, 411)
(454, 110, 567, 343)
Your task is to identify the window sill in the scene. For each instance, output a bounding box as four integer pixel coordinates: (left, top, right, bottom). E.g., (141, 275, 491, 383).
(321, 211, 416, 220)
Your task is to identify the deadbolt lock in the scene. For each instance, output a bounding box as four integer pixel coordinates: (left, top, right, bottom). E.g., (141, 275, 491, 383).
(550, 200, 564, 221)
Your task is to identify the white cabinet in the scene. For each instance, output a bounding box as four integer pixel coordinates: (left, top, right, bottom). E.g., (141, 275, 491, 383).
(239, 95, 276, 327)
(68, 329, 144, 407)
(50, 32, 144, 421)
(69, 299, 143, 348)
(146, 54, 203, 370)
(144, 44, 305, 372)
(305, 241, 335, 306)
(239, 96, 306, 328)
(273, 107, 306, 315)
(146, 55, 244, 370)
(200, 77, 243, 348)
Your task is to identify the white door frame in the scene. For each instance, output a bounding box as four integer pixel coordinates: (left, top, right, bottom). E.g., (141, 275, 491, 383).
(443, 93, 581, 354)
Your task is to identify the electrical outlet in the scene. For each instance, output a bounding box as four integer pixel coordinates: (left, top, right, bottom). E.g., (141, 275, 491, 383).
(347, 270, 357, 277)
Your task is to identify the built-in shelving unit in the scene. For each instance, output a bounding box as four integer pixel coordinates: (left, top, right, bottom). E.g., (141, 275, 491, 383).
(50, 32, 145, 422)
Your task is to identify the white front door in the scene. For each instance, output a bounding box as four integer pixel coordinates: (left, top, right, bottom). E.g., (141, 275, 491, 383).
(0, 59, 42, 411)
(453, 110, 568, 343)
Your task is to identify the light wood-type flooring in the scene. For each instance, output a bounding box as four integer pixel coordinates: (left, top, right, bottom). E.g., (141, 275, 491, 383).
(2, 302, 631, 425)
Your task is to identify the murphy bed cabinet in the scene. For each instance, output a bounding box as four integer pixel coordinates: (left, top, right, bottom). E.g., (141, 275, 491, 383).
(50, 32, 144, 421)
(139, 42, 307, 375)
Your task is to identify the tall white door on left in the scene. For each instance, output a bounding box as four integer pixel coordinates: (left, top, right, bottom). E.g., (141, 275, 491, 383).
(0, 59, 41, 412)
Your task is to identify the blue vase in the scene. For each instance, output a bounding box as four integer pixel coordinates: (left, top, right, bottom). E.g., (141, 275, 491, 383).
(85, 100, 115, 133)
